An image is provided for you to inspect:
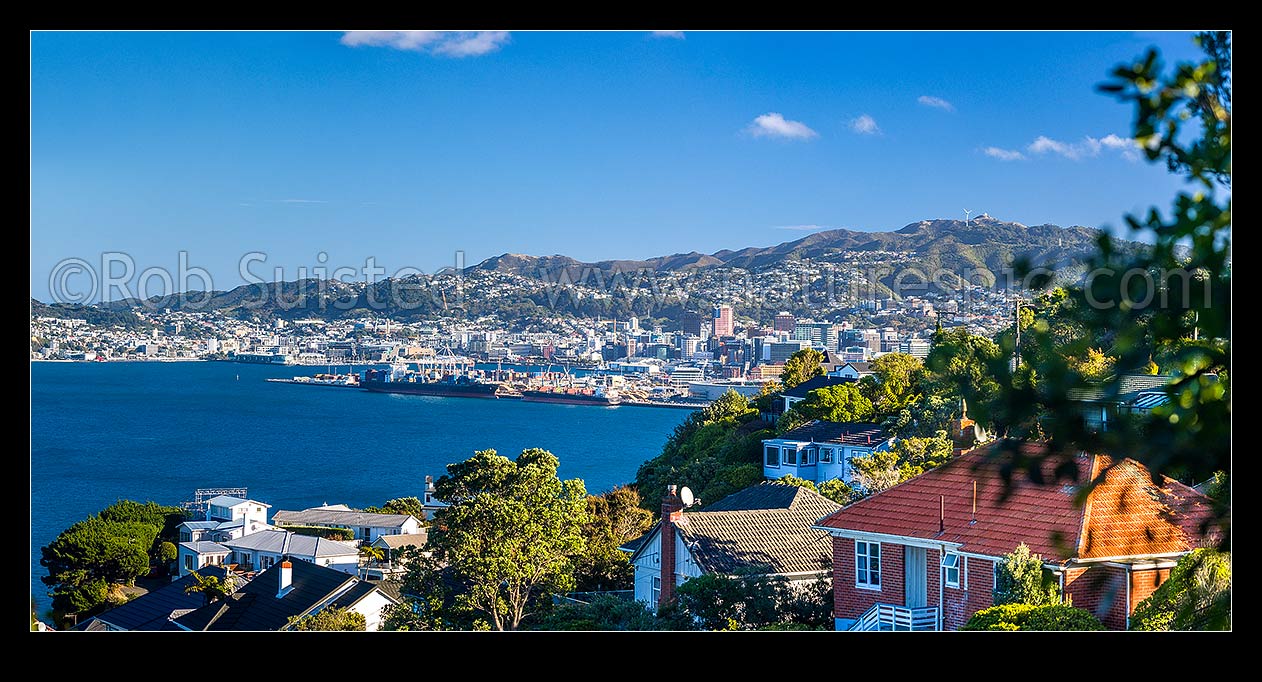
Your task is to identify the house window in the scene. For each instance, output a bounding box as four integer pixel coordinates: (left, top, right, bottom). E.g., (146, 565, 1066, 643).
(820, 448, 833, 463)
(184, 555, 195, 571)
(764, 446, 780, 468)
(856, 541, 881, 588)
(801, 448, 816, 466)
(942, 552, 961, 588)
(651, 575, 662, 604)
(180, 531, 191, 543)
(784, 448, 798, 466)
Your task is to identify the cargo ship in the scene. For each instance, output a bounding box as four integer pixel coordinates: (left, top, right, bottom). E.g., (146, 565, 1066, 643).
(520, 384, 621, 406)
(362, 361, 502, 399)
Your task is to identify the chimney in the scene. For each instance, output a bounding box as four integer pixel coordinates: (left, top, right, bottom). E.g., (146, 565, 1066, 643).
(659, 485, 685, 608)
(277, 560, 293, 598)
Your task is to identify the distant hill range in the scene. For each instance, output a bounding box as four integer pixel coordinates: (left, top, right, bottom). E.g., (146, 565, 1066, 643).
(34, 216, 1126, 323)
(471, 215, 1105, 279)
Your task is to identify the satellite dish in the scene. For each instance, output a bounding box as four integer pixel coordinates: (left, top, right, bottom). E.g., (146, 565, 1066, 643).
(680, 486, 695, 507)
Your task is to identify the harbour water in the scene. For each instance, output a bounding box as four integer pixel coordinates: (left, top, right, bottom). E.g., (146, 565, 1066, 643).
(29, 361, 688, 614)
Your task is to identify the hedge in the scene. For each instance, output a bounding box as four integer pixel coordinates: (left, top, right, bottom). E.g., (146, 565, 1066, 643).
(282, 525, 355, 541)
(961, 603, 1105, 631)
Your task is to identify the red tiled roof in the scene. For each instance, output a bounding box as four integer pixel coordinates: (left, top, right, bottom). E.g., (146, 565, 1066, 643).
(814, 442, 1219, 563)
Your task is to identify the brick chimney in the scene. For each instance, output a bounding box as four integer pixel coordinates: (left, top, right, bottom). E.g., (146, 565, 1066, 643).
(659, 485, 685, 608)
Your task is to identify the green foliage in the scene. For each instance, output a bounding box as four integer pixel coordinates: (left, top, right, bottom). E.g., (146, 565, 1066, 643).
(1066, 348, 1115, 381)
(780, 348, 824, 389)
(359, 545, 385, 564)
(1129, 549, 1231, 630)
(891, 432, 955, 475)
(818, 478, 859, 506)
(859, 352, 924, 415)
(993, 543, 1061, 607)
(573, 486, 654, 592)
(1001, 32, 1230, 549)
(848, 450, 903, 495)
(526, 595, 667, 631)
(287, 606, 367, 631)
(41, 515, 161, 614)
(961, 603, 1104, 631)
(671, 572, 832, 631)
(183, 571, 237, 605)
(792, 383, 875, 423)
(634, 390, 772, 511)
(921, 328, 1005, 428)
(157, 541, 178, 564)
(418, 448, 590, 630)
(751, 380, 784, 414)
(363, 496, 426, 518)
(283, 525, 355, 541)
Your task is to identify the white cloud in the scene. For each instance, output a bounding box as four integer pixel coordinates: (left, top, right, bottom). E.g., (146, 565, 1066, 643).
(917, 95, 955, 112)
(649, 31, 685, 39)
(747, 112, 818, 140)
(1027, 135, 1103, 161)
(776, 224, 831, 231)
(850, 114, 881, 135)
(340, 31, 510, 57)
(1100, 133, 1143, 161)
(983, 147, 1025, 161)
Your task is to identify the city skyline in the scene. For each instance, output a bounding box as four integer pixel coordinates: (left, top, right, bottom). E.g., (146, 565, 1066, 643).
(31, 31, 1208, 301)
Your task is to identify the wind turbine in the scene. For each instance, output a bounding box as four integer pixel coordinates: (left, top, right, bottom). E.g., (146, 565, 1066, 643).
(963, 209, 972, 228)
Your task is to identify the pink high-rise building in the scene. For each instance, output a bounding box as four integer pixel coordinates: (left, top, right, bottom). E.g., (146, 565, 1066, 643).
(713, 305, 734, 337)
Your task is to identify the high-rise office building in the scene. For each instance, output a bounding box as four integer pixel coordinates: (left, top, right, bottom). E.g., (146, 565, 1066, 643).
(773, 311, 796, 333)
(713, 305, 734, 338)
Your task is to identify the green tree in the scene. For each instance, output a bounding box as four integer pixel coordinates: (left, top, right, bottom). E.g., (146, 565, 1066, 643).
(359, 544, 385, 566)
(364, 496, 426, 518)
(526, 594, 668, 631)
(183, 571, 236, 605)
(962, 603, 1104, 631)
(818, 478, 858, 506)
(921, 328, 1004, 428)
(1066, 347, 1115, 381)
(848, 450, 903, 495)
(287, 606, 367, 631)
(890, 432, 954, 475)
(573, 486, 654, 592)
(792, 383, 875, 423)
(999, 32, 1230, 549)
(780, 348, 824, 389)
(751, 380, 784, 414)
(421, 448, 590, 630)
(993, 543, 1061, 607)
(41, 517, 160, 614)
(669, 571, 831, 631)
(634, 390, 771, 509)
(859, 352, 924, 415)
(1129, 549, 1230, 631)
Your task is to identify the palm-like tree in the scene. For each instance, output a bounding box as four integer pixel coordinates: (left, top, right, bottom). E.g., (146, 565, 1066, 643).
(359, 545, 385, 567)
(184, 571, 235, 605)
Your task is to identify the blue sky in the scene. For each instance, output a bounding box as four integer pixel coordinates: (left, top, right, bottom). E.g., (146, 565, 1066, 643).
(31, 31, 1207, 301)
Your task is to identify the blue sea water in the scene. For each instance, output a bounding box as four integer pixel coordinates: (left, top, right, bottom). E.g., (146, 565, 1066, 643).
(29, 361, 687, 614)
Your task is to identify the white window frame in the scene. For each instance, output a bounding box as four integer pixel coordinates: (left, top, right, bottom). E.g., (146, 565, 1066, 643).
(784, 448, 798, 466)
(764, 446, 780, 468)
(855, 541, 881, 590)
(651, 575, 662, 604)
(942, 552, 961, 588)
(184, 555, 195, 571)
(801, 447, 817, 466)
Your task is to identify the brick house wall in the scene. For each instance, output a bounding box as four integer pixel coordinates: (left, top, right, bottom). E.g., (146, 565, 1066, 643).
(1064, 564, 1129, 629)
(940, 555, 997, 630)
(1129, 567, 1171, 610)
(832, 537, 905, 622)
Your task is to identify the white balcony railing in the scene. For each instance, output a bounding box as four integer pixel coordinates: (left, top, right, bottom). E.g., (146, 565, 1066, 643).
(847, 604, 940, 631)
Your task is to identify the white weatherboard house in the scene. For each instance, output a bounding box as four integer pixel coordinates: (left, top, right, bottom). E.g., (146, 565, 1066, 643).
(178, 495, 273, 546)
(272, 505, 422, 542)
(175, 529, 360, 576)
(762, 420, 894, 485)
(625, 483, 839, 612)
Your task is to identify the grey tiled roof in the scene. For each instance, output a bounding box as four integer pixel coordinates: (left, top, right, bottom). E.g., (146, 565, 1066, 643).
(273, 508, 417, 529)
(675, 482, 840, 576)
(1067, 374, 1176, 403)
(221, 529, 359, 558)
(774, 420, 888, 446)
